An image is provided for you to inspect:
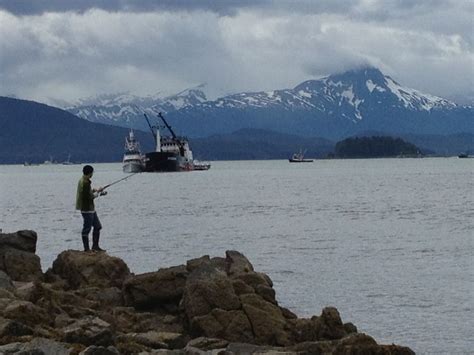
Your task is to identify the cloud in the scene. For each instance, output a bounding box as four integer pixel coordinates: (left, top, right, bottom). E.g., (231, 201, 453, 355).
(0, 1, 472, 104)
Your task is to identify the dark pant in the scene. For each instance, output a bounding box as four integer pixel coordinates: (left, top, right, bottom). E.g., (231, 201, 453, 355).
(81, 212, 102, 250)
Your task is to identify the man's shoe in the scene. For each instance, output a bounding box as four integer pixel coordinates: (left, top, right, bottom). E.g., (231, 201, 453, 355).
(92, 246, 106, 252)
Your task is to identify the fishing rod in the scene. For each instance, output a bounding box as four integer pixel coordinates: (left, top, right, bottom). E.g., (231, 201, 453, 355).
(102, 172, 141, 191)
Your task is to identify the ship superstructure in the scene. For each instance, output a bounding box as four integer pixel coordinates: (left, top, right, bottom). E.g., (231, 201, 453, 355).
(123, 129, 145, 173)
(143, 112, 194, 172)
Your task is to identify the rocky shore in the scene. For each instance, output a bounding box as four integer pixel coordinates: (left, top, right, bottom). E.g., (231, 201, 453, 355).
(0, 230, 415, 354)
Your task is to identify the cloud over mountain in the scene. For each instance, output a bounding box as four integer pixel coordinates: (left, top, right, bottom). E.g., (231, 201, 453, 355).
(0, 0, 472, 104)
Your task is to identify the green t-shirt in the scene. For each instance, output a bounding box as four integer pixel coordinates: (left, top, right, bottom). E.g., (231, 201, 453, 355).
(76, 176, 95, 212)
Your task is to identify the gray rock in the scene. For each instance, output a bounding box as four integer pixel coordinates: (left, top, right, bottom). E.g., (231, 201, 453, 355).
(186, 337, 229, 351)
(0, 337, 71, 354)
(123, 265, 188, 309)
(225, 250, 254, 276)
(62, 316, 113, 346)
(0, 248, 43, 282)
(0, 316, 34, 337)
(79, 345, 120, 355)
(0, 270, 14, 290)
(0, 230, 37, 252)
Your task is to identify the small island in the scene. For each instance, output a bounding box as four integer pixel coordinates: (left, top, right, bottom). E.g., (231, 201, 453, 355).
(0, 230, 414, 354)
(333, 136, 421, 158)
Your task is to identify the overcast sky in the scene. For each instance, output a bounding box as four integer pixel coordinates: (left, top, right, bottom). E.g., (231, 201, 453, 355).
(0, 0, 472, 104)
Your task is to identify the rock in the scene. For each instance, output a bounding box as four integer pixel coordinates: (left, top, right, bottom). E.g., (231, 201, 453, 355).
(182, 264, 241, 320)
(318, 307, 347, 340)
(235, 272, 273, 290)
(288, 333, 416, 355)
(344, 322, 358, 334)
(123, 265, 188, 310)
(62, 316, 113, 347)
(240, 293, 290, 346)
(0, 316, 34, 337)
(2, 300, 50, 327)
(0, 230, 37, 252)
(224, 342, 281, 354)
(190, 309, 253, 343)
(51, 250, 131, 290)
(0, 337, 71, 354)
(0, 270, 14, 290)
(79, 345, 120, 355)
(231, 279, 255, 296)
(225, 250, 254, 276)
(0, 248, 43, 282)
(76, 286, 124, 308)
(186, 337, 229, 351)
(120, 331, 187, 350)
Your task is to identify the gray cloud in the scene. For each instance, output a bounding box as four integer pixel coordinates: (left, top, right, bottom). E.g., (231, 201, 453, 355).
(0, 1, 472, 104)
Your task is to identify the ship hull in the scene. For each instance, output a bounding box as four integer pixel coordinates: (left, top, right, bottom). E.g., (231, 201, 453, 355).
(123, 161, 144, 173)
(144, 152, 183, 172)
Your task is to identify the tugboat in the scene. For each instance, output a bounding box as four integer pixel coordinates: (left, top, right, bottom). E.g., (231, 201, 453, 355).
(123, 129, 144, 173)
(143, 112, 194, 172)
(289, 149, 313, 163)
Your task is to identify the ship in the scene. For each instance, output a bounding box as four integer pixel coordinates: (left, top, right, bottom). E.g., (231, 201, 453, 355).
(123, 129, 145, 173)
(143, 112, 194, 172)
(289, 149, 313, 163)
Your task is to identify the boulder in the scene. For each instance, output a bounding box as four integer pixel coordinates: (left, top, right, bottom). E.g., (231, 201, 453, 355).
(0, 230, 37, 252)
(123, 265, 188, 310)
(79, 345, 120, 355)
(119, 331, 187, 350)
(182, 263, 241, 320)
(225, 250, 254, 276)
(190, 309, 253, 343)
(0, 270, 14, 290)
(0, 337, 71, 355)
(186, 337, 229, 351)
(51, 250, 130, 290)
(62, 316, 113, 347)
(240, 293, 290, 346)
(0, 316, 34, 337)
(2, 300, 51, 327)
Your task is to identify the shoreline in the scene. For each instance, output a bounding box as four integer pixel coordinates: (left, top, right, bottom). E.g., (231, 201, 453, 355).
(0, 230, 415, 354)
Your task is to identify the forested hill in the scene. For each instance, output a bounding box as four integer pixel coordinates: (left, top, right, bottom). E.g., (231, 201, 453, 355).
(0, 97, 154, 164)
(334, 136, 421, 158)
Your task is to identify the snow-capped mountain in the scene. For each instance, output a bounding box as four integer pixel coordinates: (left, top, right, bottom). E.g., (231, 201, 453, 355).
(67, 85, 209, 130)
(68, 67, 472, 139)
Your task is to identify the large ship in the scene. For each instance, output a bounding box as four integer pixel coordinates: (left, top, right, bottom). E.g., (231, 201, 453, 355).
(143, 112, 194, 172)
(123, 129, 145, 173)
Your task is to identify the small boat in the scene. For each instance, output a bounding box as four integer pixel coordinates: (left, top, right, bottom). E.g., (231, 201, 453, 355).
(289, 149, 313, 163)
(193, 160, 211, 171)
(123, 129, 145, 173)
(458, 153, 471, 158)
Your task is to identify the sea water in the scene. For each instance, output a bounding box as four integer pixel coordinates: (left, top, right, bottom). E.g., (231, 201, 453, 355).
(0, 158, 472, 354)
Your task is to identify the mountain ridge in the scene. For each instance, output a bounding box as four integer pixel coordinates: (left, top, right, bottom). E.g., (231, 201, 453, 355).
(66, 67, 473, 139)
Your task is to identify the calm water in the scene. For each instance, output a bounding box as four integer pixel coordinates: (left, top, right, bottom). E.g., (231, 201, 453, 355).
(1, 159, 473, 354)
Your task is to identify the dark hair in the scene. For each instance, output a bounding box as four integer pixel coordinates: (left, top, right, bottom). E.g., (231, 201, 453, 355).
(82, 165, 94, 175)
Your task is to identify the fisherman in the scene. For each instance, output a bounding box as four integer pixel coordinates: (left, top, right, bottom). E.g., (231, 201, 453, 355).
(76, 165, 107, 252)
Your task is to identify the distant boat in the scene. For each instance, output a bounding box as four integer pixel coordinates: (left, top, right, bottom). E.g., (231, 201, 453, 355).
(289, 149, 313, 163)
(193, 160, 211, 171)
(62, 154, 74, 165)
(458, 153, 471, 158)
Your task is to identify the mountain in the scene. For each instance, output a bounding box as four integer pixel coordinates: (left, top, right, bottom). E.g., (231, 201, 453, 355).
(66, 84, 209, 131)
(68, 67, 473, 140)
(0, 97, 155, 164)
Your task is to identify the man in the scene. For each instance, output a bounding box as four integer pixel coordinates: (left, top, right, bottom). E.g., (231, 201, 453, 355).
(76, 165, 107, 252)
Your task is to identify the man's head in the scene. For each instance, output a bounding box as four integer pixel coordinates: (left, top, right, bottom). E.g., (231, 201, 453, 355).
(82, 165, 94, 177)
